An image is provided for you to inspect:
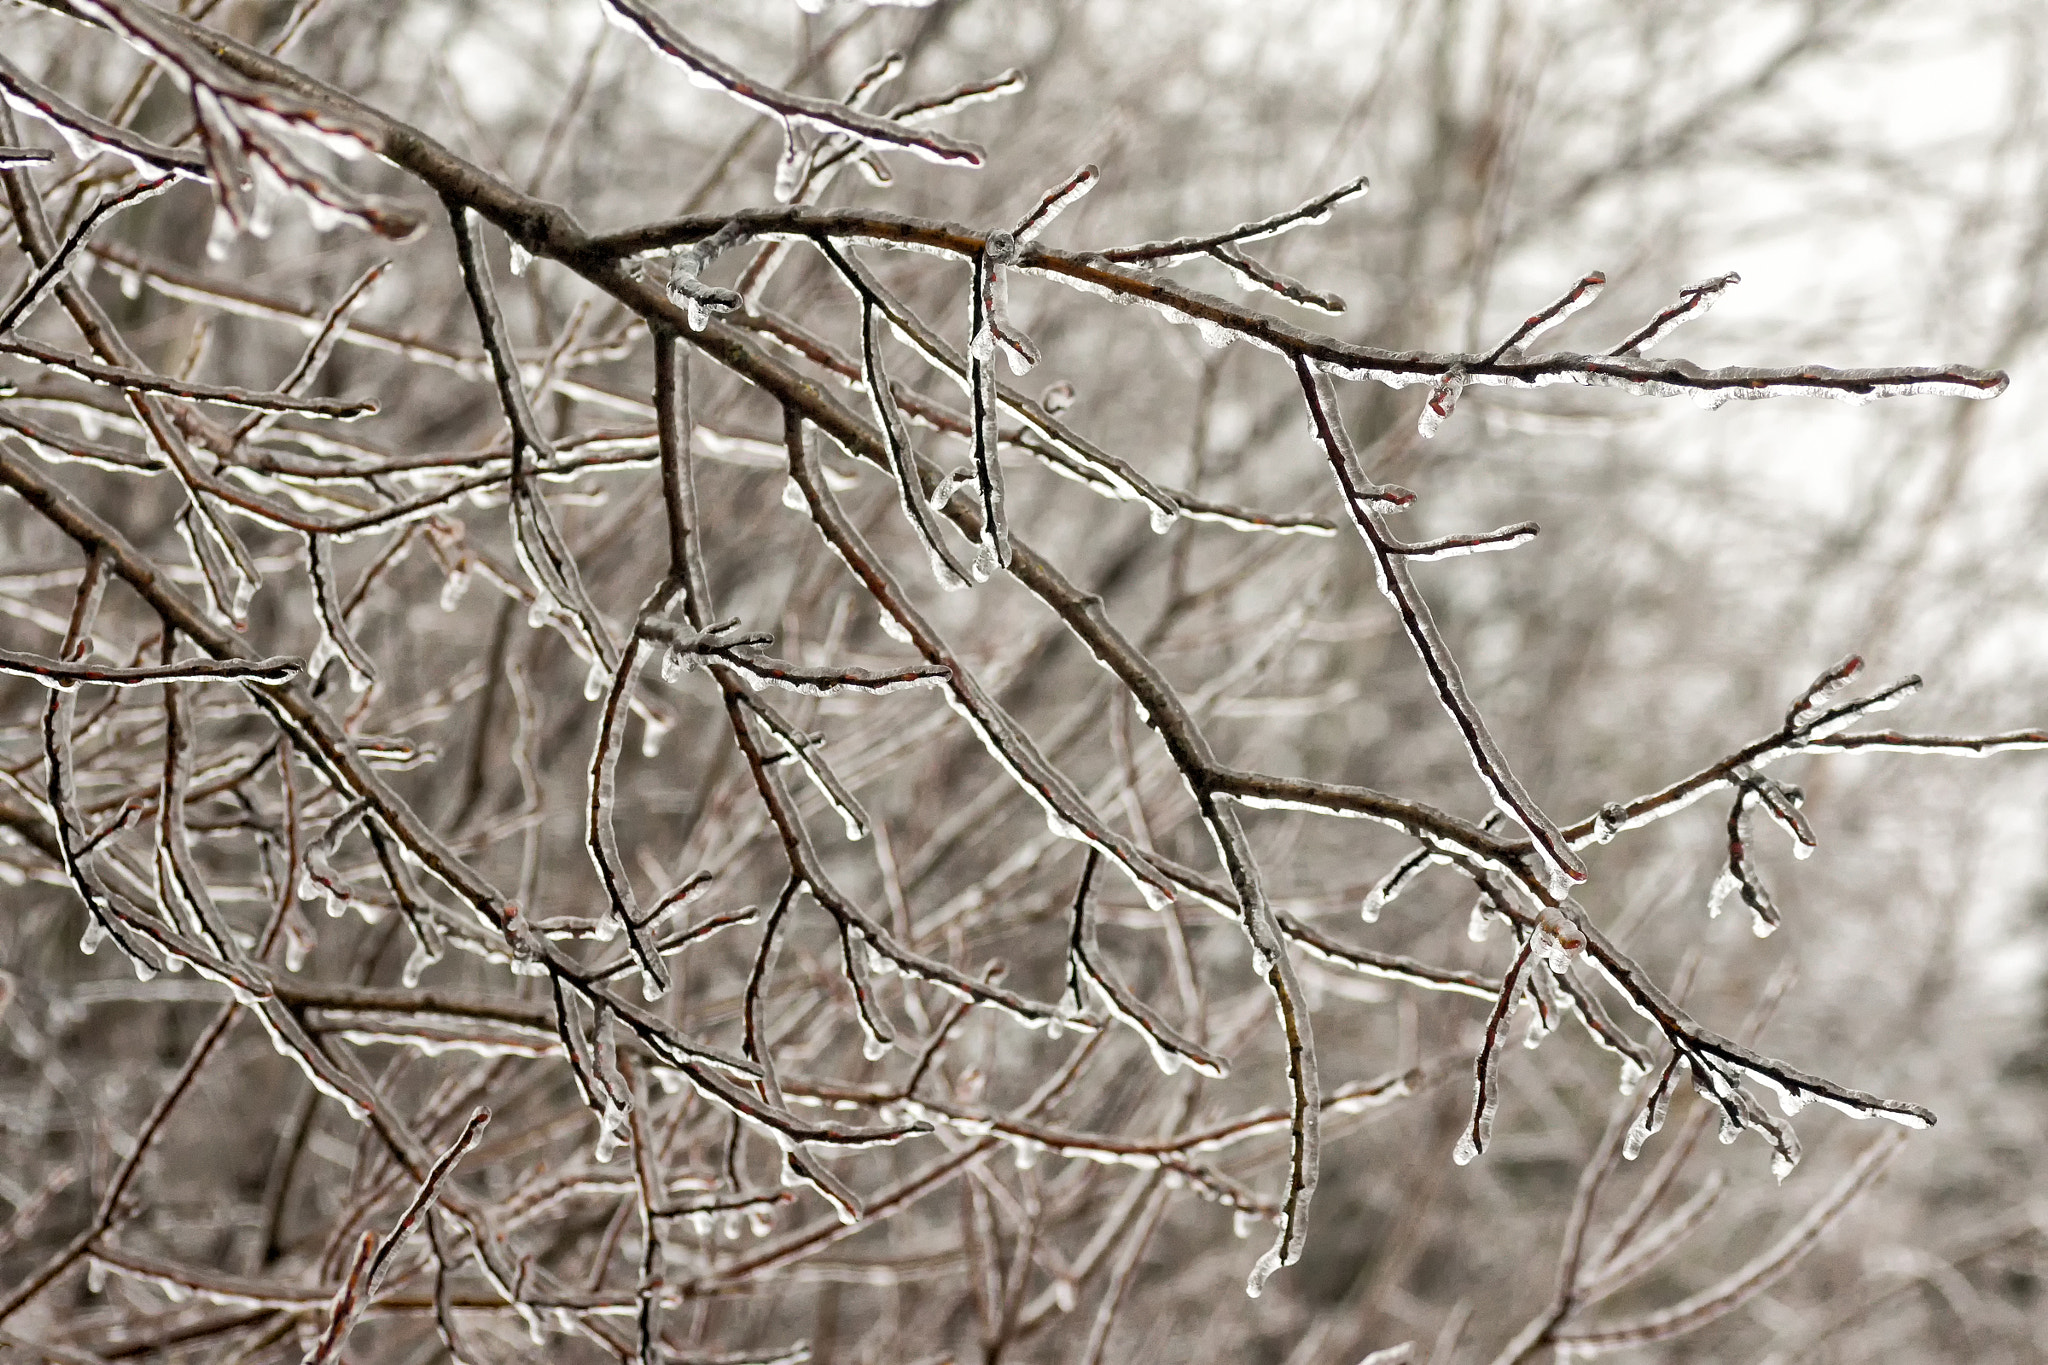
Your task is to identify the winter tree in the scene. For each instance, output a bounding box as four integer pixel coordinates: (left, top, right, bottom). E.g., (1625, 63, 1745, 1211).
(0, 1, 2043, 1361)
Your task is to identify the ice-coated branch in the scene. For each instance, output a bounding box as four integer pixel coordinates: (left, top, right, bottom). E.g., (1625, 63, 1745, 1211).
(0, 647, 301, 688)
(1575, 912, 1934, 1137)
(0, 6, 2028, 1345)
(1554, 658, 2037, 857)
(783, 408, 1177, 910)
(0, 50, 207, 181)
(598, 0, 985, 168)
(234, 257, 389, 446)
(1804, 727, 2042, 756)
(446, 199, 617, 674)
(1483, 271, 1606, 363)
(303, 532, 376, 693)
(742, 693, 871, 841)
(1454, 936, 1536, 1165)
(1208, 241, 1347, 314)
(1012, 163, 1099, 243)
(40, 0, 419, 242)
(968, 237, 1013, 569)
(721, 651, 953, 697)
(1389, 522, 1540, 562)
(1708, 784, 1781, 937)
(587, 597, 675, 999)
(1065, 850, 1230, 1078)
(302, 1107, 489, 1365)
(1608, 271, 1740, 356)
(0, 173, 172, 337)
(815, 240, 1181, 526)
(1296, 355, 1585, 895)
(590, 207, 2007, 409)
(889, 69, 1027, 126)
(1101, 172, 1372, 263)
(1554, 1130, 1905, 1354)
(853, 291, 973, 589)
(0, 335, 376, 416)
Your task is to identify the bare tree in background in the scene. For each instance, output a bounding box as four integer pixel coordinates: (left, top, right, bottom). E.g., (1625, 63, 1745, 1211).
(0, 2, 2044, 1362)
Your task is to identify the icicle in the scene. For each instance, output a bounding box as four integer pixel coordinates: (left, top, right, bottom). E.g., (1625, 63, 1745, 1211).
(229, 568, 258, 625)
(1134, 878, 1173, 913)
(877, 610, 913, 645)
(1532, 904, 1584, 971)
(205, 204, 236, 262)
(508, 240, 532, 276)
(772, 120, 808, 203)
(283, 916, 313, 972)
(1417, 368, 1467, 438)
(928, 466, 975, 511)
(1467, 899, 1495, 942)
(80, 916, 107, 955)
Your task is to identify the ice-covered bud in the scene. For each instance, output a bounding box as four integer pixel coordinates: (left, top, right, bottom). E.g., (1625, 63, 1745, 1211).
(1533, 904, 1584, 970)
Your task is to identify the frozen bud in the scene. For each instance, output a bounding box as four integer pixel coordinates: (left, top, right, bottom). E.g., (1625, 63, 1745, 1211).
(983, 231, 1020, 266)
(1534, 904, 1584, 967)
(1041, 380, 1076, 413)
(502, 905, 544, 962)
